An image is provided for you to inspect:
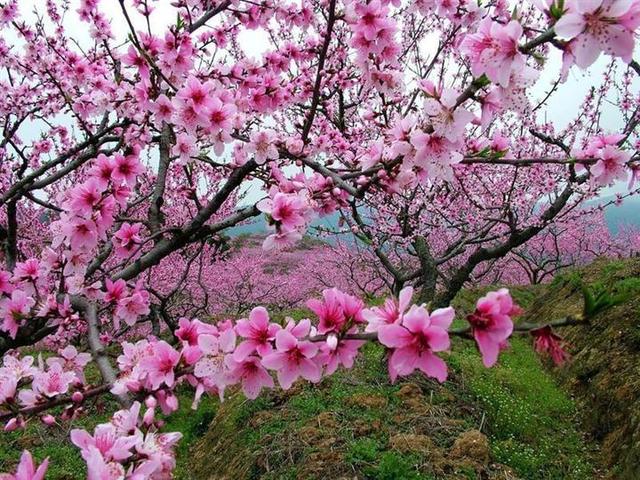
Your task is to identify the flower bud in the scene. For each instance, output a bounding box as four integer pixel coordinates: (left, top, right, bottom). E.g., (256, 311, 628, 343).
(143, 407, 155, 426)
(41, 414, 56, 426)
(71, 391, 84, 403)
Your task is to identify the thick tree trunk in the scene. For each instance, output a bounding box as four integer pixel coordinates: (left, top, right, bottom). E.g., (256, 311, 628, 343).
(414, 235, 438, 305)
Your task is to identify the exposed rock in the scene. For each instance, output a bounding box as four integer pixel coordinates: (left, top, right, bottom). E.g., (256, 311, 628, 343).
(450, 429, 490, 466)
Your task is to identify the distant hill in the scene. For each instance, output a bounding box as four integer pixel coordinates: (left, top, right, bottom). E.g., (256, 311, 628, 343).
(598, 195, 640, 233)
(227, 196, 640, 238)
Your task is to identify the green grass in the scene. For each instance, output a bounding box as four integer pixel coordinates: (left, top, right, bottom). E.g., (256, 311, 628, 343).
(448, 336, 595, 479)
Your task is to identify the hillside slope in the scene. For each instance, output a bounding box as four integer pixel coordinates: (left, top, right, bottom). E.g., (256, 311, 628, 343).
(523, 258, 640, 479)
(187, 290, 602, 480)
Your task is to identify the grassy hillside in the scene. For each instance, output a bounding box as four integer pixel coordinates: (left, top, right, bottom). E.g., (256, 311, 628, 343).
(523, 257, 640, 479)
(1, 282, 617, 479)
(186, 289, 602, 480)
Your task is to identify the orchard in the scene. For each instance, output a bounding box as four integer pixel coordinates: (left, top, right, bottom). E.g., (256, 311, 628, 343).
(0, 0, 639, 478)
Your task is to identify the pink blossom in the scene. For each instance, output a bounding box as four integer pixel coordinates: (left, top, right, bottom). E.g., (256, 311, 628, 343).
(233, 307, 280, 361)
(31, 363, 76, 398)
(47, 346, 91, 381)
(591, 145, 631, 185)
(81, 446, 125, 480)
(363, 286, 413, 332)
(225, 355, 274, 399)
(0, 450, 48, 480)
(13, 260, 42, 284)
(531, 326, 570, 365)
(423, 88, 474, 142)
(307, 288, 346, 334)
(175, 318, 218, 364)
(70, 424, 137, 462)
(378, 305, 453, 382)
(257, 192, 307, 231)
(113, 222, 143, 258)
(111, 153, 143, 187)
(0, 290, 35, 339)
(246, 130, 279, 164)
(460, 18, 524, 87)
(69, 179, 102, 216)
(262, 228, 303, 250)
(319, 335, 364, 375)
(111, 401, 142, 435)
(150, 94, 174, 124)
(115, 289, 150, 327)
(104, 279, 127, 303)
(139, 341, 181, 389)
(172, 133, 197, 164)
(176, 75, 211, 116)
(409, 131, 462, 182)
(89, 154, 115, 190)
(61, 217, 98, 251)
(206, 97, 236, 134)
(1, 355, 36, 381)
(555, 0, 640, 68)
(0, 373, 17, 404)
(0, 271, 13, 295)
(261, 319, 321, 389)
(466, 289, 518, 367)
(193, 328, 237, 396)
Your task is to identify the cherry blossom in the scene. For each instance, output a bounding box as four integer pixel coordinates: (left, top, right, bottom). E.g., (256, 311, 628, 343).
(378, 305, 454, 382)
(466, 289, 520, 367)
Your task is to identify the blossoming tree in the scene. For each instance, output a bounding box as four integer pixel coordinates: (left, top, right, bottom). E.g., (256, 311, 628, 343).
(1, 0, 639, 477)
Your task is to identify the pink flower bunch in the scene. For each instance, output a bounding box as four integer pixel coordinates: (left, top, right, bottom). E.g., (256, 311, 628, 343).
(460, 18, 525, 87)
(573, 134, 631, 186)
(349, 0, 399, 66)
(0, 290, 35, 339)
(49, 152, 142, 293)
(307, 287, 364, 335)
(0, 352, 86, 426)
(71, 401, 182, 479)
(555, 0, 640, 68)
(257, 190, 311, 250)
(166, 75, 239, 155)
(466, 288, 521, 367)
(104, 279, 151, 328)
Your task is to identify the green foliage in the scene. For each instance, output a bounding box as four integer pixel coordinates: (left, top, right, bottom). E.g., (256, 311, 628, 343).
(166, 391, 217, 479)
(364, 452, 425, 480)
(581, 283, 630, 318)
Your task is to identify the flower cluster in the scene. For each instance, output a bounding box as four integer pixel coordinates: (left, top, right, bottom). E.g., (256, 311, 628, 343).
(573, 134, 631, 186)
(71, 401, 181, 478)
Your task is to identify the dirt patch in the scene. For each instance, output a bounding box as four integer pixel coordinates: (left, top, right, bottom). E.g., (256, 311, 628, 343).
(345, 393, 388, 409)
(450, 429, 490, 466)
